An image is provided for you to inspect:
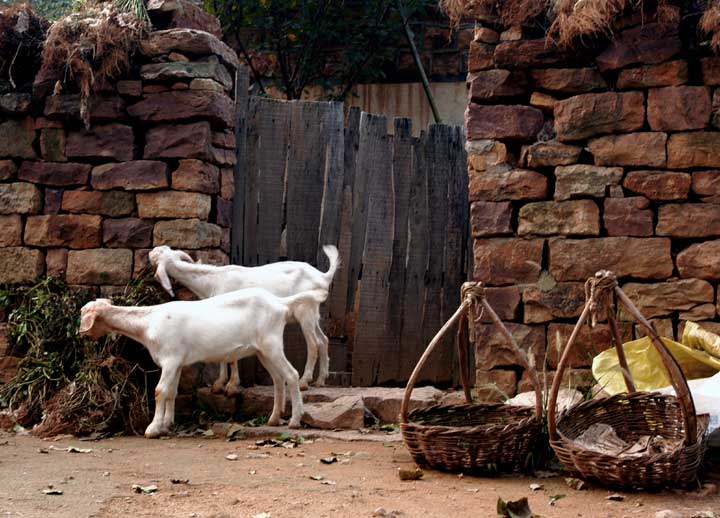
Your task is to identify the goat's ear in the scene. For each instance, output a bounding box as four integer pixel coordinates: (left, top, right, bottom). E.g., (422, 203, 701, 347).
(79, 308, 97, 335)
(177, 251, 194, 263)
(154, 262, 175, 297)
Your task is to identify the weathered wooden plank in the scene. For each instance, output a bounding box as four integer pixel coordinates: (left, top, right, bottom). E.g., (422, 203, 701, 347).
(445, 125, 467, 385)
(249, 97, 289, 266)
(398, 130, 429, 382)
(317, 101, 345, 270)
(378, 118, 414, 383)
(286, 101, 329, 264)
(351, 112, 393, 386)
(421, 124, 451, 384)
(231, 66, 249, 265)
(345, 107, 368, 315)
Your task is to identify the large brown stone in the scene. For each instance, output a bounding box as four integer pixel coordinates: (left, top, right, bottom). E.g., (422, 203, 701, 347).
(518, 200, 600, 236)
(621, 279, 715, 319)
(468, 69, 528, 101)
(623, 170, 691, 200)
(0, 119, 36, 159)
(667, 132, 720, 169)
(0, 160, 16, 180)
(647, 86, 711, 132)
(480, 286, 521, 322)
(0, 247, 44, 283)
(465, 104, 543, 141)
(546, 322, 632, 369)
(0, 183, 42, 214)
(701, 57, 720, 85)
(529, 91, 556, 113)
(677, 241, 720, 281)
(692, 170, 720, 200)
(171, 159, 219, 194)
(103, 218, 154, 248)
(475, 322, 545, 370)
(215, 197, 232, 227)
(144, 122, 216, 162)
(595, 23, 681, 72)
(475, 369, 517, 401)
(147, 0, 223, 39)
(469, 168, 547, 201)
(470, 201, 513, 237)
(66, 124, 134, 161)
(18, 161, 90, 186)
(523, 281, 585, 324)
(588, 132, 667, 167)
(554, 92, 645, 141)
(0, 215, 22, 246)
(549, 237, 673, 281)
(656, 204, 720, 237)
(66, 249, 133, 285)
(137, 191, 211, 219)
(91, 161, 169, 191)
(603, 197, 654, 237)
(521, 141, 582, 168)
(0, 93, 31, 115)
(40, 129, 66, 162)
(128, 90, 234, 129)
(61, 191, 135, 217)
(141, 29, 239, 69)
(468, 41, 495, 72)
(140, 59, 232, 90)
(153, 219, 223, 248)
(713, 89, 720, 130)
(44, 95, 125, 122)
(24, 215, 102, 248)
(473, 238, 544, 285)
(467, 140, 508, 171)
(494, 39, 575, 68)
(617, 60, 688, 89)
(554, 165, 623, 201)
(302, 395, 365, 429)
(220, 168, 234, 200)
(45, 248, 68, 278)
(531, 67, 606, 94)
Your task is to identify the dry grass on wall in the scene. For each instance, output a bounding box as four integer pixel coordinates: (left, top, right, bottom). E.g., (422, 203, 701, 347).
(700, 2, 720, 52)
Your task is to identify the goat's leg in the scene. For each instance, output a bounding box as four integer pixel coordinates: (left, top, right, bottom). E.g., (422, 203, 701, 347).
(211, 362, 229, 394)
(161, 368, 182, 433)
(263, 345, 303, 429)
(297, 320, 318, 391)
(146, 364, 179, 438)
(256, 352, 285, 426)
(313, 322, 330, 387)
(224, 361, 242, 397)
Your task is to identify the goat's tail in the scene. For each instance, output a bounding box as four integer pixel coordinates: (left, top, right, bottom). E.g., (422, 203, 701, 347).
(321, 245, 340, 284)
(283, 289, 329, 317)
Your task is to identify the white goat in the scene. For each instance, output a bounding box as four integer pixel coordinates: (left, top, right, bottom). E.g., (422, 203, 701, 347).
(79, 288, 328, 437)
(148, 245, 339, 394)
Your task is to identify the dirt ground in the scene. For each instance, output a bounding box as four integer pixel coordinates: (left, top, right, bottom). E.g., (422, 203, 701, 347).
(1, 430, 719, 518)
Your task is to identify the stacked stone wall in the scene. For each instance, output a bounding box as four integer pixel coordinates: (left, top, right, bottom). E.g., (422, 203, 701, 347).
(466, 18, 720, 398)
(0, 20, 238, 383)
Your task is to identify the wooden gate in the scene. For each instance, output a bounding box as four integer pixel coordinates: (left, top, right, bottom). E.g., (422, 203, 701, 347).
(232, 75, 469, 386)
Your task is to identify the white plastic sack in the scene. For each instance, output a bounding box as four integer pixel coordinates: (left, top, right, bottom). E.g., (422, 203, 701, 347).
(657, 371, 720, 435)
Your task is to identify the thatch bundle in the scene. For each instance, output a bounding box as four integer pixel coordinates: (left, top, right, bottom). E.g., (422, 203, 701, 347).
(37, 1, 148, 127)
(440, 0, 720, 52)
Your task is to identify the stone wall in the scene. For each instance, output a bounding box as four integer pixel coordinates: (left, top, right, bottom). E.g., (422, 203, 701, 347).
(466, 16, 720, 398)
(0, 14, 238, 383)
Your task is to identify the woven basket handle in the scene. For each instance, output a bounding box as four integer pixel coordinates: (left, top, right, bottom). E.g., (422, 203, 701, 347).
(400, 281, 543, 424)
(547, 270, 698, 447)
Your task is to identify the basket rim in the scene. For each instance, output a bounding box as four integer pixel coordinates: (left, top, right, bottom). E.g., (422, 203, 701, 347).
(402, 402, 541, 435)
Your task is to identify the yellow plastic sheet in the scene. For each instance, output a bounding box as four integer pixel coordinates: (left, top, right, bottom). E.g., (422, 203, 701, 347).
(683, 321, 720, 359)
(592, 335, 720, 396)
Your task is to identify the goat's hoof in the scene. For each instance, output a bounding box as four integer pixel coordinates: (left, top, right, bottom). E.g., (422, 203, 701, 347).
(299, 380, 310, 391)
(288, 421, 302, 429)
(144, 425, 164, 438)
(210, 382, 225, 394)
(267, 416, 281, 426)
(313, 381, 326, 388)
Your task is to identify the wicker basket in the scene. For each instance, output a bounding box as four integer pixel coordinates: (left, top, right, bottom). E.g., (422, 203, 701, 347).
(400, 282, 543, 474)
(547, 270, 709, 491)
